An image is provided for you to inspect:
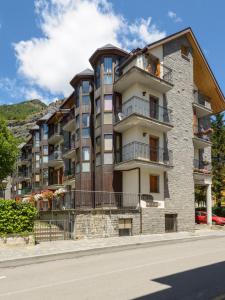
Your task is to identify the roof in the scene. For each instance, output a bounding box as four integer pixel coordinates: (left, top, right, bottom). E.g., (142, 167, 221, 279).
(30, 124, 39, 131)
(60, 92, 75, 109)
(89, 44, 129, 67)
(70, 68, 94, 88)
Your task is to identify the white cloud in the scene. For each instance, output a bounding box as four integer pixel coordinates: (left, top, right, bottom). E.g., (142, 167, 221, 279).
(168, 11, 182, 23)
(14, 0, 166, 97)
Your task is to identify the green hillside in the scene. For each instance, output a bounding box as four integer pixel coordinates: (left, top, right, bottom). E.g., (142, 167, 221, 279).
(0, 99, 47, 121)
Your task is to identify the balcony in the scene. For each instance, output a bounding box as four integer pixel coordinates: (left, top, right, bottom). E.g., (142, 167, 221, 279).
(48, 151, 64, 168)
(193, 125, 212, 148)
(193, 92, 212, 117)
(64, 168, 75, 184)
(48, 174, 64, 190)
(18, 171, 31, 181)
(115, 141, 173, 171)
(63, 141, 76, 159)
(114, 96, 173, 133)
(62, 111, 75, 132)
(193, 159, 211, 174)
(17, 156, 30, 166)
(20, 187, 32, 195)
(48, 127, 63, 145)
(114, 64, 173, 94)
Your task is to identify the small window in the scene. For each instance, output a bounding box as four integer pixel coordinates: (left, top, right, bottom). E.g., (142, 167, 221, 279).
(96, 114, 101, 128)
(150, 175, 159, 193)
(181, 45, 189, 59)
(96, 153, 101, 166)
(82, 162, 90, 172)
(104, 57, 113, 84)
(82, 147, 90, 161)
(82, 113, 90, 127)
(104, 134, 113, 151)
(75, 129, 80, 141)
(42, 156, 48, 163)
(82, 95, 90, 106)
(75, 163, 80, 174)
(43, 145, 48, 155)
(96, 98, 101, 114)
(104, 95, 112, 111)
(76, 148, 80, 162)
(104, 113, 112, 125)
(82, 128, 90, 138)
(104, 153, 113, 164)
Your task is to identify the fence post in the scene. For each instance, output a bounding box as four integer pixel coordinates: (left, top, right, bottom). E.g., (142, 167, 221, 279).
(49, 220, 52, 242)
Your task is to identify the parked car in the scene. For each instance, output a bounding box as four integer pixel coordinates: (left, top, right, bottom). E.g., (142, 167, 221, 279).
(195, 211, 225, 225)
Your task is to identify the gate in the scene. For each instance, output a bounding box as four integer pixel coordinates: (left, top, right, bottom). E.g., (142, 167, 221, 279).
(165, 214, 177, 233)
(34, 220, 72, 242)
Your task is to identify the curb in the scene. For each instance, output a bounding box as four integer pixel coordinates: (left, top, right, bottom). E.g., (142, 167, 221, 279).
(0, 234, 224, 268)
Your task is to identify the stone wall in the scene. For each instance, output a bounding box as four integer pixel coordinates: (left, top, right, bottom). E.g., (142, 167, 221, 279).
(141, 208, 165, 234)
(163, 36, 196, 231)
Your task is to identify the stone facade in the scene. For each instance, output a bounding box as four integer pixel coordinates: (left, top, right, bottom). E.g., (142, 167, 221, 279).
(163, 36, 196, 231)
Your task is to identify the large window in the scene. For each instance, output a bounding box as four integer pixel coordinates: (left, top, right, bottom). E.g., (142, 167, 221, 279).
(42, 124, 48, 139)
(34, 132, 40, 147)
(82, 147, 90, 161)
(82, 81, 90, 94)
(150, 175, 159, 193)
(82, 113, 90, 127)
(104, 113, 112, 125)
(104, 94, 112, 111)
(104, 134, 113, 151)
(104, 57, 113, 84)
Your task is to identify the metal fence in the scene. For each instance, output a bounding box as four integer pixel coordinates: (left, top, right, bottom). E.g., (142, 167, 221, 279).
(34, 220, 71, 242)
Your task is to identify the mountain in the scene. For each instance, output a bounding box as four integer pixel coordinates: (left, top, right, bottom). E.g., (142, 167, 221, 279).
(0, 99, 64, 141)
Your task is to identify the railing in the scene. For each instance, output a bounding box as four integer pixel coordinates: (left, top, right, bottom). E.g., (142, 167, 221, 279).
(63, 141, 75, 154)
(64, 168, 75, 180)
(18, 171, 30, 178)
(52, 192, 75, 210)
(48, 174, 63, 186)
(62, 110, 75, 127)
(193, 159, 211, 174)
(20, 187, 32, 195)
(49, 150, 63, 161)
(194, 92, 211, 110)
(48, 125, 62, 139)
(114, 96, 172, 124)
(115, 141, 173, 166)
(193, 125, 212, 141)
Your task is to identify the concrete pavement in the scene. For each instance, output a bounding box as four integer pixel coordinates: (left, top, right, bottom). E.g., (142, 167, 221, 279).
(1, 235, 225, 299)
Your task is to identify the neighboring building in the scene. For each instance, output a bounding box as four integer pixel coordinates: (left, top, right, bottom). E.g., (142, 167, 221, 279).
(12, 28, 225, 235)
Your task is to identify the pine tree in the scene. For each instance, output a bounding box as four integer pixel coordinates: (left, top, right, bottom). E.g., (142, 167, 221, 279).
(211, 113, 225, 204)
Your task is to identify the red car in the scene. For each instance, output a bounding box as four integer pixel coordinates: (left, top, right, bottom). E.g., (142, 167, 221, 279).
(195, 211, 225, 225)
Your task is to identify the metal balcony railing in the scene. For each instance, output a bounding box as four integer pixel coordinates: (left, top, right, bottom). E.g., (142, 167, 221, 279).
(63, 141, 75, 154)
(114, 96, 172, 124)
(48, 125, 62, 139)
(193, 159, 211, 174)
(115, 141, 173, 166)
(49, 150, 63, 161)
(193, 125, 212, 141)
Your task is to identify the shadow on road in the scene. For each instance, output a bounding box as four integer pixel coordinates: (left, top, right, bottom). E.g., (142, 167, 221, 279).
(133, 260, 225, 300)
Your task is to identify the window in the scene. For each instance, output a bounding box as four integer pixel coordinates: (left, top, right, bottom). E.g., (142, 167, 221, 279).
(82, 147, 90, 161)
(104, 134, 113, 151)
(104, 113, 112, 125)
(42, 156, 48, 163)
(181, 45, 189, 59)
(96, 98, 101, 114)
(96, 114, 101, 128)
(82, 162, 90, 172)
(104, 94, 112, 111)
(82, 113, 90, 127)
(96, 136, 101, 153)
(82, 128, 90, 138)
(34, 132, 40, 147)
(76, 115, 80, 129)
(82, 81, 90, 93)
(76, 148, 80, 162)
(95, 61, 101, 89)
(96, 153, 101, 166)
(104, 57, 113, 84)
(76, 95, 80, 108)
(150, 175, 159, 193)
(82, 95, 90, 106)
(43, 145, 48, 155)
(104, 153, 113, 164)
(75, 163, 80, 174)
(43, 124, 48, 139)
(75, 129, 80, 141)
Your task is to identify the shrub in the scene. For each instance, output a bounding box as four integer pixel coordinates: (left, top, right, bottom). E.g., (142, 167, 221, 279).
(212, 206, 225, 217)
(0, 199, 37, 235)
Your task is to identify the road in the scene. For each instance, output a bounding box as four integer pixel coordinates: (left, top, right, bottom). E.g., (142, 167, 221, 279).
(1, 236, 225, 300)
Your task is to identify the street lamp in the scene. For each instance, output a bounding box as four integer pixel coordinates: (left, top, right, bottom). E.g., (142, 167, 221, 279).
(0, 179, 8, 200)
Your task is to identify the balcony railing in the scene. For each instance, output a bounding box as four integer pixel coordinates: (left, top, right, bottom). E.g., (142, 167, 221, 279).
(18, 171, 30, 178)
(193, 125, 212, 142)
(49, 150, 63, 161)
(64, 167, 75, 181)
(115, 141, 173, 166)
(62, 110, 75, 127)
(114, 96, 172, 124)
(193, 159, 211, 174)
(63, 141, 75, 154)
(48, 125, 62, 139)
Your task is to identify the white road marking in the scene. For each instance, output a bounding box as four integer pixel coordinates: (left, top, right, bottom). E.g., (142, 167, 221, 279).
(0, 247, 225, 297)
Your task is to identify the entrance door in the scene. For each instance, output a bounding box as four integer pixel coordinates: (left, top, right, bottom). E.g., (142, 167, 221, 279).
(149, 136, 159, 162)
(150, 96, 159, 120)
(165, 214, 177, 232)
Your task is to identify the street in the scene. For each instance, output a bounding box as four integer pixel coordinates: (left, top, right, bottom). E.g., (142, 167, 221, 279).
(1, 236, 225, 299)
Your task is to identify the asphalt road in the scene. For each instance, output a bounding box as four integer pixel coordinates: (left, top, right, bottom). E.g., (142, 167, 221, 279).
(1, 236, 225, 300)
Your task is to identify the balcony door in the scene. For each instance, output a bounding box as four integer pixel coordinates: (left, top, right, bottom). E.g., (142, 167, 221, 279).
(149, 136, 159, 162)
(150, 95, 159, 120)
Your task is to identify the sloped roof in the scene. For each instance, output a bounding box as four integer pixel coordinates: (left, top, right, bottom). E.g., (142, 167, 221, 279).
(70, 68, 94, 88)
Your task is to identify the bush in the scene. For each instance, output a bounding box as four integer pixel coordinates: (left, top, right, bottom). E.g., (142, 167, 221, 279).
(0, 199, 37, 235)
(212, 206, 225, 217)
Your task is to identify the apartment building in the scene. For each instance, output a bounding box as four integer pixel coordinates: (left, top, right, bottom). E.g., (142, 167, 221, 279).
(13, 28, 225, 235)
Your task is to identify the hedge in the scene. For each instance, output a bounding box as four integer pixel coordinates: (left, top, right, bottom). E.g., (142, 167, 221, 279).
(0, 199, 37, 235)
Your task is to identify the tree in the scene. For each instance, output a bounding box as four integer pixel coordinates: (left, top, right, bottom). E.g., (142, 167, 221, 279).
(211, 112, 225, 204)
(0, 118, 19, 181)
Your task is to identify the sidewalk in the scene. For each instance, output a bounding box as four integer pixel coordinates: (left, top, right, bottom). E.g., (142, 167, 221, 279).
(1, 228, 225, 268)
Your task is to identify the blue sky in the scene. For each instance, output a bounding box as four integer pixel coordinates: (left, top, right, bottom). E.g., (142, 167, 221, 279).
(0, 0, 224, 105)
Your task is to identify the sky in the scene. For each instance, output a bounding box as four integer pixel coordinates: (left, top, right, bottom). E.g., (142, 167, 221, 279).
(0, 0, 224, 105)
